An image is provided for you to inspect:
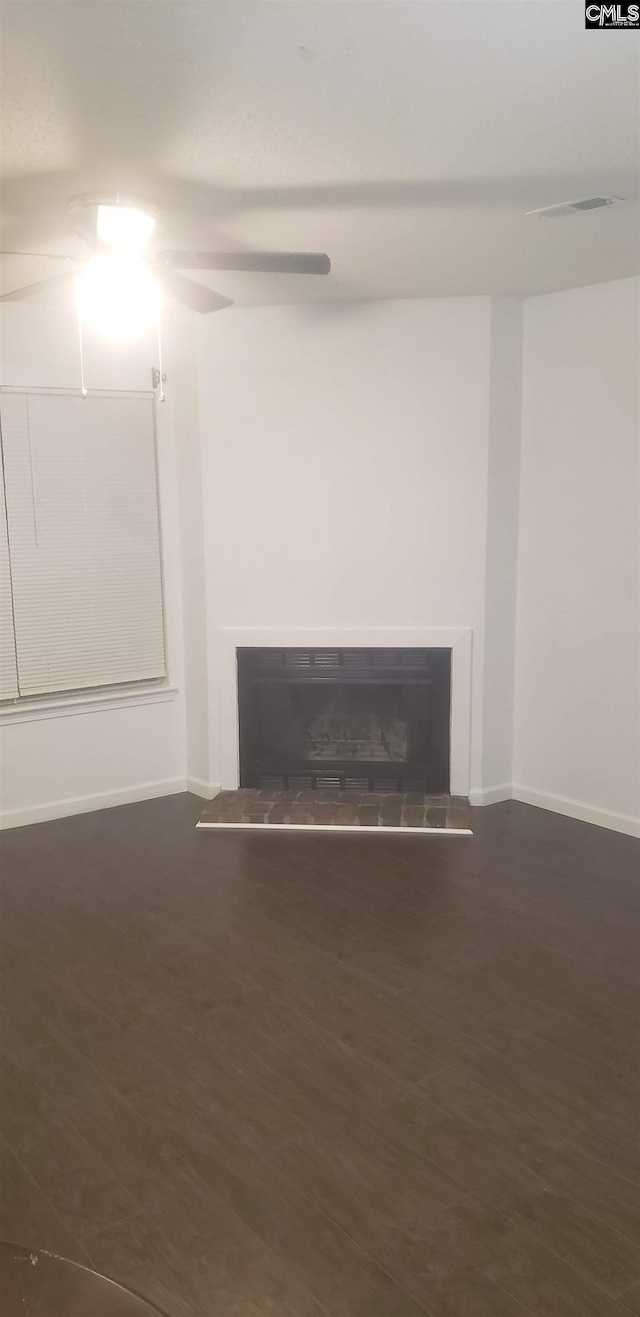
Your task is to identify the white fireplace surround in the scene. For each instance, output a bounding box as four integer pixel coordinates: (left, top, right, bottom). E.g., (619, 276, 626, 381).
(217, 627, 473, 797)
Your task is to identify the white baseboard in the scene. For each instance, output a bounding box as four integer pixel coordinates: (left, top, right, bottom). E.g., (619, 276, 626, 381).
(197, 820, 472, 836)
(468, 783, 512, 806)
(186, 778, 220, 800)
(512, 784, 640, 839)
(0, 777, 187, 830)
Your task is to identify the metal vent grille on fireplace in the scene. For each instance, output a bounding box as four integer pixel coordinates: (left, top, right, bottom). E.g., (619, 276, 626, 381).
(257, 771, 431, 793)
(314, 651, 340, 667)
(251, 647, 432, 672)
(286, 651, 312, 667)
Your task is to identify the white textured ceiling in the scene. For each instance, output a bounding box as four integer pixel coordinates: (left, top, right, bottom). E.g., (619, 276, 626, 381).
(1, 1, 638, 305)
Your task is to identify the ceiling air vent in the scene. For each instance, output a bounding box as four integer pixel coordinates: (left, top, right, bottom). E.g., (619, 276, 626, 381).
(527, 197, 624, 219)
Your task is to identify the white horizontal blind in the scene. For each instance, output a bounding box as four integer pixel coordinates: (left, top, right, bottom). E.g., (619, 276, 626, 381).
(1, 390, 166, 697)
(0, 440, 19, 700)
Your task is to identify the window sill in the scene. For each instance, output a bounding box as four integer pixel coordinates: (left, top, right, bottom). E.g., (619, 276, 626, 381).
(0, 684, 179, 725)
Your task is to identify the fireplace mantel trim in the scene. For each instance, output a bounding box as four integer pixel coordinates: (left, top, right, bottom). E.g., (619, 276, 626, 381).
(216, 627, 472, 797)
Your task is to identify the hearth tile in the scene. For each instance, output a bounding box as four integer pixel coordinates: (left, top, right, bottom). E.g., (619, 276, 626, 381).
(448, 804, 472, 827)
(197, 790, 471, 834)
(402, 804, 427, 827)
(425, 806, 448, 828)
(298, 803, 338, 825)
(268, 803, 292, 824)
(380, 801, 403, 826)
(358, 805, 382, 827)
(335, 804, 361, 825)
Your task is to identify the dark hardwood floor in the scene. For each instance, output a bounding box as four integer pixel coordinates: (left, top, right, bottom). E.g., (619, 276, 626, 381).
(0, 794, 638, 1317)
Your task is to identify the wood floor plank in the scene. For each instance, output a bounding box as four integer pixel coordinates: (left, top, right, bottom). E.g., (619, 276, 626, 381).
(339, 1075, 640, 1297)
(84, 1192, 326, 1317)
(0, 1136, 90, 1265)
(270, 1128, 531, 1315)
(432, 1198, 632, 1317)
(618, 1280, 640, 1315)
(272, 1129, 635, 1317)
(419, 1066, 640, 1244)
(1, 1052, 140, 1241)
(439, 1025, 632, 1139)
(123, 1098, 436, 1316)
(566, 1112, 640, 1188)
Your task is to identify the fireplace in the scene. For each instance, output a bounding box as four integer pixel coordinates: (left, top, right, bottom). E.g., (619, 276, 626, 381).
(237, 647, 451, 793)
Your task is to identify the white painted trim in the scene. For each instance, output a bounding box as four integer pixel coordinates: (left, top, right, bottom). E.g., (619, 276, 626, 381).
(0, 685, 178, 725)
(0, 776, 186, 830)
(216, 627, 473, 797)
(512, 784, 640, 838)
(196, 821, 472, 836)
(186, 777, 220, 800)
(469, 783, 512, 806)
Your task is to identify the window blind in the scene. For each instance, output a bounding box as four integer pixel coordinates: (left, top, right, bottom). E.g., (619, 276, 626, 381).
(0, 442, 19, 700)
(0, 390, 166, 698)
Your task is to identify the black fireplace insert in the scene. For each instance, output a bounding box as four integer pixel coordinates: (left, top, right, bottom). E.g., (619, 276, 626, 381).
(237, 647, 451, 793)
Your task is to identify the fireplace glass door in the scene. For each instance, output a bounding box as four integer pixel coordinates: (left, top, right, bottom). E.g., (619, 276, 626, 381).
(237, 648, 451, 793)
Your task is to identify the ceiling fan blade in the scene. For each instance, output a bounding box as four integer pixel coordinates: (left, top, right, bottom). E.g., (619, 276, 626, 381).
(0, 251, 82, 261)
(0, 272, 77, 302)
(156, 268, 233, 314)
(156, 251, 331, 276)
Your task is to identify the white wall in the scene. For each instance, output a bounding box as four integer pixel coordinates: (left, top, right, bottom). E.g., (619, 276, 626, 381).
(0, 303, 188, 826)
(514, 277, 640, 835)
(198, 296, 522, 795)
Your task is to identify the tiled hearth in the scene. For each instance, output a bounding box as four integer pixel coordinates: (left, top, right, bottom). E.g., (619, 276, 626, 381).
(197, 789, 472, 834)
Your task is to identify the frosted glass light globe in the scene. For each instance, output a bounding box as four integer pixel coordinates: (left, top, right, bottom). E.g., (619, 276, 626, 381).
(97, 204, 156, 254)
(77, 254, 161, 341)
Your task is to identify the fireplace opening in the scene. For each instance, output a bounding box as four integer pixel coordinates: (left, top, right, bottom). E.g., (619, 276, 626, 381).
(237, 647, 451, 793)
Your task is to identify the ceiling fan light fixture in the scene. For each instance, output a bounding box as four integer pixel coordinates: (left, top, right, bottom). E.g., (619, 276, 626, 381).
(97, 204, 156, 254)
(77, 254, 161, 341)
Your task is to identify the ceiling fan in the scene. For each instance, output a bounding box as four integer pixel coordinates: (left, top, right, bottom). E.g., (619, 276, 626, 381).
(0, 193, 331, 336)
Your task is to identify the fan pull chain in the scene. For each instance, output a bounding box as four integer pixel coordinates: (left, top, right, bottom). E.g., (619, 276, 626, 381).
(76, 303, 87, 398)
(156, 315, 166, 402)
